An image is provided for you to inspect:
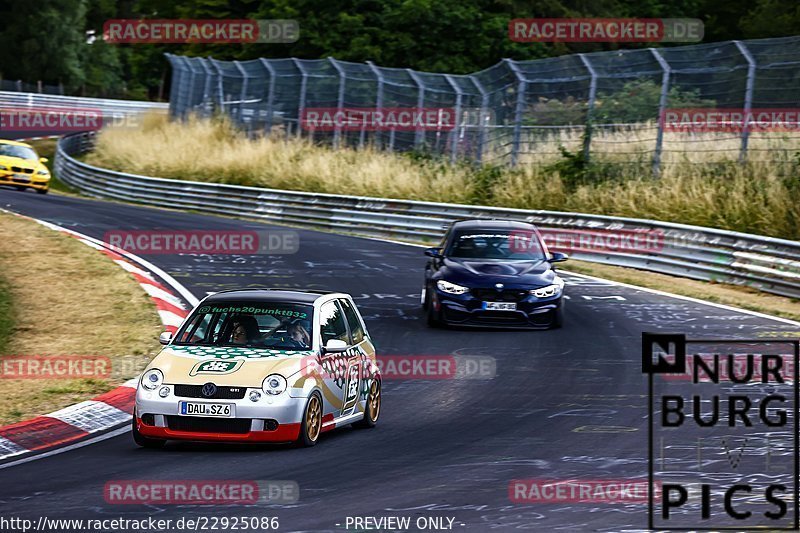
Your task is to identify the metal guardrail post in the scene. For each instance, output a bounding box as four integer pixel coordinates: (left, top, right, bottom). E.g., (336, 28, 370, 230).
(504, 59, 527, 167)
(443, 75, 463, 164)
(259, 59, 277, 137)
(329, 57, 347, 149)
(650, 49, 671, 177)
(734, 40, 757, 163)
(293, 59, 308, 138)
(578, 54, 598, 163)
(470, 76, 490, 164)
(406, 69, 426, 149)
(366, 61, 384, 148)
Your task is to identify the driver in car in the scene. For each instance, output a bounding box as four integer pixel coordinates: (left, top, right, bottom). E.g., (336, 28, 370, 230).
(230, 315, 261, 345)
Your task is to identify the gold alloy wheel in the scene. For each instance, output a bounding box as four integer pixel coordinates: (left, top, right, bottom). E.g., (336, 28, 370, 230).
(367, 381, 381, 422)
(306, 395, 322, 441)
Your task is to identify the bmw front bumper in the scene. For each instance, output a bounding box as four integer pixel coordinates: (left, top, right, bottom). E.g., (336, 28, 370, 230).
(432, 287, 563, 328)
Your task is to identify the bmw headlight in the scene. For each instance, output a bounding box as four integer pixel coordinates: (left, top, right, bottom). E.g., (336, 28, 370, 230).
(530, 285, 561, 298)
(436, 280, 469, 295)
(141, 369, 164, 391)
(0, 165, 7, 171)
(37, 169, 49, 176)
(262, 374, 287, 396)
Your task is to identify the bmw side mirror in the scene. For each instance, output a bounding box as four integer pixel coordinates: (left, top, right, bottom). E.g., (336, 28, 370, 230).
(424, 247, 442, 258)
(39, 157, 49, 164)
(322, 339, 349, 354)
(549, 252, 569, 263)
(159, 331, 173, 345)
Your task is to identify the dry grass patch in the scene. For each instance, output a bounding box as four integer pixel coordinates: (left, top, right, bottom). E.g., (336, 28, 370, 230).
(0, 213, 161, 424)
(87, 114, 800, 240)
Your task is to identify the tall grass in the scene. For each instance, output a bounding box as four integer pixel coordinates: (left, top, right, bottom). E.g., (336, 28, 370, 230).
(86, 114, 800, 240)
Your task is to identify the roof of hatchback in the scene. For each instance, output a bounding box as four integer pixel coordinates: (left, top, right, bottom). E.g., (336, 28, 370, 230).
(451, 219, 535, 230)
(203, 289, 329, 305)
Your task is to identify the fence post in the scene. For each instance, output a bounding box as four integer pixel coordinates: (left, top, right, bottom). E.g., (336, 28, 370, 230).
(650, 48, 671, 177)
(366, 61, 384, 149)
(406, 69, 426, 149)
(293, 59, 308, 138)
(443, 75, 463, 164)
(329, 57, 347, 149)
(198, 58, 215, 117)
(181, 56, 196, 119)
(232, 61, 249, 131)
(734, 40, 756, 163)
(470, 76, 490, 164)
(259, 58, 277, 137)
(578, 53, 598, 163)
(504, 59, 527, 167)
(209, 59, 226, 117)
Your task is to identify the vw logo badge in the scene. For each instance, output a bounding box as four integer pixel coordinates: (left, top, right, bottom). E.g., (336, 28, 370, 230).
(201, 382, 217, 398)
(495, 283, 504, 290)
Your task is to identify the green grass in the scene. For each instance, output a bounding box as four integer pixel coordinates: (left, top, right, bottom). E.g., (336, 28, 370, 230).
(43, 378, 114, 396)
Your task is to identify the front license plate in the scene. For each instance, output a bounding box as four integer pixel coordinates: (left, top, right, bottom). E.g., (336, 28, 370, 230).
(179, 401, 234, 417)
(13, 174, 30, 182)
(482, 301, 517, 311)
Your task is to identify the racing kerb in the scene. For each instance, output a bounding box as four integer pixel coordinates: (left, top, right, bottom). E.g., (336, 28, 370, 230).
(56, 131, 800, 300)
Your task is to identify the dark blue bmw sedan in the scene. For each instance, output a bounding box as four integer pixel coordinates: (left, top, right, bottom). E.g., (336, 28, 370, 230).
(421, 219, 567, 329)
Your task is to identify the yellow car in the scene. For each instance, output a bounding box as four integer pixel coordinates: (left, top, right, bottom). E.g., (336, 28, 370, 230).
(0, 140, 50, 194)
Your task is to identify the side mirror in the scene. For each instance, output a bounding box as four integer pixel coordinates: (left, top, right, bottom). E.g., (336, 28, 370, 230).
(424, 247, 442, 258)
(549, 252, 569, 263)
(159, 331, 173, 345)
(39, 157, 49, 164)
(322, 339, 348, 354)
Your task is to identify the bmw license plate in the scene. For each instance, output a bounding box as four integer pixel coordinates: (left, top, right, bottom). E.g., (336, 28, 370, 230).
(13, 174, 30, 182)
(482, 301, 517, 311)
(179, 401, 234, 417)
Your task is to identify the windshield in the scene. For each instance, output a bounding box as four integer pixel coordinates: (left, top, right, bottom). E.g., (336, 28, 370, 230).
(445, 230, 546, 260)
(174, 301, 313, 350)
(0, 144, 37, 161)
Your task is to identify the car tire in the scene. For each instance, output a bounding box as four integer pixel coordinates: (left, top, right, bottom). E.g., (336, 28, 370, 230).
(131, 411, 166, 449)
(14, 186, 26, 192)
(35, 188, 48, 195)
(426, 298, 442, 328)
(550, 305, 564, 329)
(297, 393, 323, 447)
(353, 380, 381, 429)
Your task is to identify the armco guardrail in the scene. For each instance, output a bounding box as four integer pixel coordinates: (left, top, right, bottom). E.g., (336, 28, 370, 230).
(0, 91, 167, 119)
(56, 132, 800, 299)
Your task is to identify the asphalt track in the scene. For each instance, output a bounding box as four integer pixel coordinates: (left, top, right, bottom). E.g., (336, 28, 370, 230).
(0, 187, 798, 532)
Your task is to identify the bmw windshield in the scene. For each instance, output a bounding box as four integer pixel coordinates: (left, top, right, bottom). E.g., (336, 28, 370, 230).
(174, 302, 313, 350)
(445, 230, 546, 261)
(0, 144, 38, 161)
